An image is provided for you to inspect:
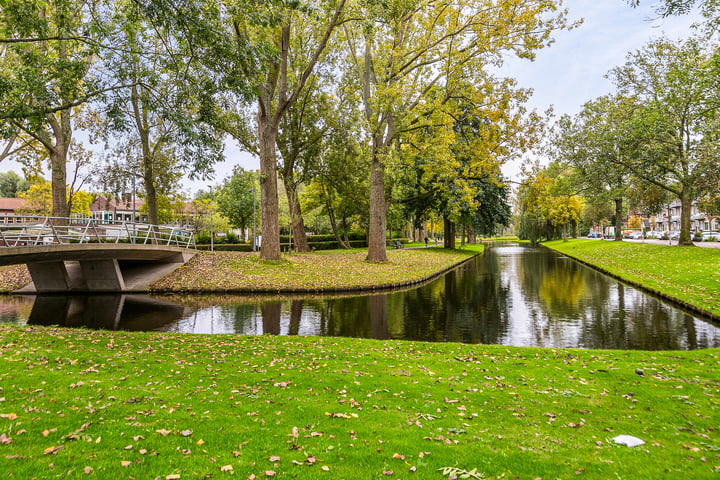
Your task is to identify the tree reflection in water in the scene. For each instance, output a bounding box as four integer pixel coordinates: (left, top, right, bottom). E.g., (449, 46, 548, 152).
(2, 242, 719, 350)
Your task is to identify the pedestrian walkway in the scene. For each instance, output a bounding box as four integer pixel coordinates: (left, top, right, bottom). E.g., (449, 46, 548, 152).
(623, 238, 720, 249)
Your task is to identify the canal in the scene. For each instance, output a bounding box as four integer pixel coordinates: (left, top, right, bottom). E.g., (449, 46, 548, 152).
(1, 242, 718, 350)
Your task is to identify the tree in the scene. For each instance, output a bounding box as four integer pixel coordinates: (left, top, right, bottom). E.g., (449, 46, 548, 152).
(551, 95, 638, 241)
(0, 0, 122, 218)
(18, 181, 92, 215)
(341, 0, 573, 261)
(140, 0, 348, 260)
(516, 170, 553, 245)
(276, 77, 332, 252)
(0, 171, 30, 197)
(97, 2, 224, 225)
(215, 167, 258, 241)
(609, 36, 720, 245)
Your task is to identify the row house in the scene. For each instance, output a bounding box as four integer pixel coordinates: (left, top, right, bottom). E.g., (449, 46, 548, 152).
(653, 200, 719, 233)
(0, 198, 28, 221)
(89, 195, 148, 224)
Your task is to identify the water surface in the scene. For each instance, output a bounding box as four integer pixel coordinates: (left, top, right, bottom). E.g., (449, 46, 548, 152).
(1, 242, 718, 350)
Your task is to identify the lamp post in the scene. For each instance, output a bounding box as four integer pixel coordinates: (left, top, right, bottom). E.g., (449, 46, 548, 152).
(209, 185, 214, 252)
(250, 186, 257, 252)
(131, 174, 136, 243)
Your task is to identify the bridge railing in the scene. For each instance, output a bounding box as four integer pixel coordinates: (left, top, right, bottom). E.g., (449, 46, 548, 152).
(0, 216, 197, 249)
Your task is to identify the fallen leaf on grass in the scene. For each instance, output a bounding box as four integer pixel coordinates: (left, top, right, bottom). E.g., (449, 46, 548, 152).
(265, 471, 276, 476)
(156, 429, 171, 436)
(321, 466, 330, 471)
(0, 434, 11, 445)
(166, 475, 180, 480)
(43, 445, 65, 455)
(83, 466, 92, 474)
(121, 461, 131, 467)
(0, 413, 17, 420)
(269, 455, 280, 462)
(220, 465, 233, 472)
(181, 430, 192, 437)
(324, 412, 357, 419)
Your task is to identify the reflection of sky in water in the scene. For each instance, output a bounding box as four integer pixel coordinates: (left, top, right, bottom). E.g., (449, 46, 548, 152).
(1, 242, 719, 350)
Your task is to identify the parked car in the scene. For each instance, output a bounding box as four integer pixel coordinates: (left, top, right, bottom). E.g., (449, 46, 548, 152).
(701, 231, 720, 241)
(587, 233, 601, 238)
(627, 232, 644, 239)
(669, 231, 680, 240)
(645, 231, 662, 239)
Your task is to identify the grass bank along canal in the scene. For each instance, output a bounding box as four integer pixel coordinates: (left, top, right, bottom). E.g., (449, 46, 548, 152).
(1, 242, 718, 350)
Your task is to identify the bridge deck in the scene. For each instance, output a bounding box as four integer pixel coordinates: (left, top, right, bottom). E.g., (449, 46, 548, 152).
(0, 243, 194, 266)
(1, 244, 197, 293)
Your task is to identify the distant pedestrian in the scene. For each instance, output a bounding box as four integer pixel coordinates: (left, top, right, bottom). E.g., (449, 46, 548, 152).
(424, 236, 428, 247)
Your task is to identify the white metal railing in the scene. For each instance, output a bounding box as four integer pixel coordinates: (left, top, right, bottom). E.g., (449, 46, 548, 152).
(0, 216, 196, 249)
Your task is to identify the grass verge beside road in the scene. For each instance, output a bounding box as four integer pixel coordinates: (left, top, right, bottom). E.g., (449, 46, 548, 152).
(543, 239, 720, 319)
(0, 327, 718, 479)
(151, 245, 483, 293)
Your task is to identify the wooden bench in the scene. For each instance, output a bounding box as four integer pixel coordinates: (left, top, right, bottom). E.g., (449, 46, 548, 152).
(390, 240, 403, 249)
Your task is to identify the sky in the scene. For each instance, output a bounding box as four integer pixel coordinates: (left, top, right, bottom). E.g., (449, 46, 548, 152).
(497, 0, 701, 183)
(0, 1, 702, 196)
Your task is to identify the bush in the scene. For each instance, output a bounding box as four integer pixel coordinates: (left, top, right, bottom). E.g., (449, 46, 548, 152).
(195, 233, 211, 244)
(279, 232, 367, 244)
(223, 232, 239, 244)
(195, 244, 253, 252)
(693, 232, 703, 242)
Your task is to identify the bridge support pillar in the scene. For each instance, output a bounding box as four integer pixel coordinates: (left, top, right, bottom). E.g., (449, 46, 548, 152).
(26, 261, 71, 292)
(80, 259, 125, 291)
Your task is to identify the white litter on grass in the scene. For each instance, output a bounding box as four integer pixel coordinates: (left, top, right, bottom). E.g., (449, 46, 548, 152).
(612, 435, 645, 447)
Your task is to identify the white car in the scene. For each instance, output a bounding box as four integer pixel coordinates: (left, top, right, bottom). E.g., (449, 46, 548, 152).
(701, 231, 720, 241)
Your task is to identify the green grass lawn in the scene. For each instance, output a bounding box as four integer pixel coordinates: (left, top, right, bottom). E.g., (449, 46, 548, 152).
(151, 246, 483, 293)
(0, 327, 717, 479)
(543, 239, 720, 318)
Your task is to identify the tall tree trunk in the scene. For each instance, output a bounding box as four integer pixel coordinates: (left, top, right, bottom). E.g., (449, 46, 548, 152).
(342, 218, 350, 246)
(283, 177, 309, 252)
(258, 109, 281, 261)
(467, 225, 476, 244)
(327, 205, 349, 248)
(142, 159, 158, 225)
(443, 216, 456, 249)
(48, 108, 71, 220)
(614, 198, 623, 241)
(132, 80, 159, 227)
(678, 185, 694, 246)
(50, 147, 69, 218)
(367, 154, 387, 262)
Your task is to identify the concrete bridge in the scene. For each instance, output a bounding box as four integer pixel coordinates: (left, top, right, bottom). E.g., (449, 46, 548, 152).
(0, 217, 197, 293)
